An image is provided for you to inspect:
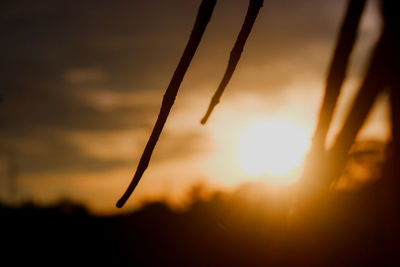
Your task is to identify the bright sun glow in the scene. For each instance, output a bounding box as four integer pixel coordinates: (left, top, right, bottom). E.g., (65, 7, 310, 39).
(238, 120, 310, 178)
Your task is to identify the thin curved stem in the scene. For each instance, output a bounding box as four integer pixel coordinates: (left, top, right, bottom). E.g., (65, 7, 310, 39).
(328, 30, 389, 183)
(312, 0, 366, 151)
(201, 0, 263, 124)
(296, 0, 366, 197)
(117, 0, 216, 208)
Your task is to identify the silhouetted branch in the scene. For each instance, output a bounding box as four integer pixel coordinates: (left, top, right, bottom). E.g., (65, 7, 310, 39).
(390, 82, 400, 166)
(116, 0, 216, 208)
(291, 0, 373, 226)
(385, 0, 400, 187)
(200, 0, 263, 124)
(329, 0, 400, 183)
(293, 0, 367, 218)
(297, 30, 388, 206)
(328, 12, 396, 184)
(293, 2, 399, 225)
(312, 0, 366, 151)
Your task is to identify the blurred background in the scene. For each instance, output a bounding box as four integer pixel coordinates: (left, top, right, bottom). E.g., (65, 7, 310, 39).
(2, 0, 398, 265)
(0, 0, 388, 214)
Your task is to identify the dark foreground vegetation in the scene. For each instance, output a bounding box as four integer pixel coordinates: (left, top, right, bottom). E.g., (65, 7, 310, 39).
(2, 176, 400, 266)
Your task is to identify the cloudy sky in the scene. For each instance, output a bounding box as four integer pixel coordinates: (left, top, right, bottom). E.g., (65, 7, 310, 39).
(0, 0, 389, 214)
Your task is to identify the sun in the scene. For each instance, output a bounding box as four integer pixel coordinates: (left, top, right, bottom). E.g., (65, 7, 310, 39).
(238, 120, 310, 179)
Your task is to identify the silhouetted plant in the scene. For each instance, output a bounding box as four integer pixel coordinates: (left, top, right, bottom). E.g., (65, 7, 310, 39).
(117, 0, 216, 208)
(118, 0, 399, 215)
(293, 0, 367, 219)
(117, 0, 264, 207)
(293, 0, 400, 226)
(201, 0, 263, 124)
(325, 0, 398, 186)
(312, 0, 366, 152)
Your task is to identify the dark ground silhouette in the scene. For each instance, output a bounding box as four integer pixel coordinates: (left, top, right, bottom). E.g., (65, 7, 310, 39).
(3, 145, 400, 266)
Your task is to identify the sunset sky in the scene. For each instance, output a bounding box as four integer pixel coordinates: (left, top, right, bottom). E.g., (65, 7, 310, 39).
(0, 0, 390, 214)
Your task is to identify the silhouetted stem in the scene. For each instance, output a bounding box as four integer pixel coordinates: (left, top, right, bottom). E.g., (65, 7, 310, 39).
(390, 85, 400, 182)
(116, 0, 216, 208)
(296, 30, 387, 200)
(201, 0, 263, 124)
(328, 27, 392, 183)
(292, 0, 375, 223)
(294, 0, 366, 212)
(385, 0, 400, 185)
(312, 0, 366, 151)
(330, 0, 400, 181)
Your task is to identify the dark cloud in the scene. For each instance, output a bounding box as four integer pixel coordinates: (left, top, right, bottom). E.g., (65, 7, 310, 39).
(7, 135, 128, 175)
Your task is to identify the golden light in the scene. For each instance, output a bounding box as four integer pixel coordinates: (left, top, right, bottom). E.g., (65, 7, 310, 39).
(238, 120, 310, 179)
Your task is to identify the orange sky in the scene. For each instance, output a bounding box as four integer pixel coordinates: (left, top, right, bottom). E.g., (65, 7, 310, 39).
(0, 0, 390, 215)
